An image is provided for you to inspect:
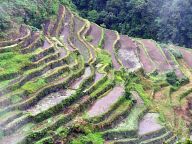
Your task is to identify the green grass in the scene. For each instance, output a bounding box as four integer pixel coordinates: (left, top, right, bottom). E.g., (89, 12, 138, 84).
(21, 78, 47, 93)
(0, 51, 31, 75)
(10, 94, 22, 103)
(71, 132, 104, 144)
(85, 35, 93, 42)
(97, 50, 112, 66)
(115, 105, 146, 131)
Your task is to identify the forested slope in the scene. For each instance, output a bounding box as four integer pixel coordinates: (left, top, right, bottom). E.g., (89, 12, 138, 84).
(72, 0, 192, 48)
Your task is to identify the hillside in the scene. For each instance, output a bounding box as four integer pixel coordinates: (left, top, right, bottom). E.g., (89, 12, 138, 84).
(0, 4, 192, 144)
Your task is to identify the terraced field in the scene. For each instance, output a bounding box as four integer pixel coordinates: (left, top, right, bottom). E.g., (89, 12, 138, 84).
(0, 5, 192, 144)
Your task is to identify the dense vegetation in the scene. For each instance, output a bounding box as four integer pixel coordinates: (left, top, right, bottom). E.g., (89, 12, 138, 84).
(1, 0, 192, 48)
(72, 0, 192, 48)
(0, 0, 76, 36)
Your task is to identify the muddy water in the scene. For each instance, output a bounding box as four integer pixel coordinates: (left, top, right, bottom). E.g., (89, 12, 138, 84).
(138, 113, 163, 135)
(70, 67, 91, 89)
(27, 89, 75, 115)
(88, 86, 124, 117)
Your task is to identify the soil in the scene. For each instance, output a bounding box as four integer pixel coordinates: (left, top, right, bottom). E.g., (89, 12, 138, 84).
(138, 113, 163, 135)
(162, 47, 184, 78)
(42, 39, 50, 49)
(179, 48, 192, 68)
(103, 30, 121, 70)
(70, 67, 91, 89)
(86, 23, 102, 47)
(27, 89, 75, 115)
(60, 8, 74, 51)
(141, 39, 171, 73)
(136, 41, 156, 73)
(118, 35, 141, 71)
(88, 86, 124, 117)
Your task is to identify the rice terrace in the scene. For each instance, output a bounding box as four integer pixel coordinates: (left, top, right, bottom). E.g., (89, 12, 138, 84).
(0, 1, 192, 144)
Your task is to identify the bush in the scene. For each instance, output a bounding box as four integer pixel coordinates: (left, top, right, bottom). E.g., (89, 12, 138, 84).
(71, 133, 104, 144)
(166, 71, 179, 86)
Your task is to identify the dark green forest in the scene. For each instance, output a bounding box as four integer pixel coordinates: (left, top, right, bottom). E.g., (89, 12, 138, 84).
(1, 0, 192, 48)
(72, 0, 192, 48)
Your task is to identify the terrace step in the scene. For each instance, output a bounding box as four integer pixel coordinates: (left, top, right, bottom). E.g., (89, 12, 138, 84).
(60, 7, 75, 52)
(140, 131, 173, 144)
(23, 52, 60, 71)
(165, 135, 178, 144)
(24, 77, 112, 142)
(103, 105, 147, 141)
(103, 29, 121, 70)
(2, 114, 31, 136)
(0, 25, 31, 48)
(117, 35, 142, 72)
(0, 111, 22, 127)
(21, 33, 43, 54)
(85, 23, 102, 47)
(139, 128, 167, 141)
(0, 123, 34, 144)
(88, 86, 124, 118)
(94, 99, 134, 130)
(51, 5, 65, 37)
(69, 13, 91, 63)
(30, 45, 55, 62)
(6, 52, 70, 92)
(105, 138, 139, 144)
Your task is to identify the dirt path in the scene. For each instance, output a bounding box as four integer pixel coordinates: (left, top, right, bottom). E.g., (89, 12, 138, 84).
(103, 30, 121, 70)
(88, 86, 124, 117)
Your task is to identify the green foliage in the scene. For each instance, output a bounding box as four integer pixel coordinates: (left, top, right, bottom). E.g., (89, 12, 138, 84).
(10, 95, 22, 104)
(87, 10, 99, 22)
(22, 78, 47, 93)
(85, 35, 93, 42)
(125, 73, 151, 105)
(71, 133, 104, 144)
(72, 0, 192, 48)
(168, 47, 183, 59)
(166, 71, 179, 86)
(0, 51, 31, 75)
(97, 50, 112, 66)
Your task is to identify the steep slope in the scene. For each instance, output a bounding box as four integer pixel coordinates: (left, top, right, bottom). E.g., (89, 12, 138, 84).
(0, 4, 192, 144)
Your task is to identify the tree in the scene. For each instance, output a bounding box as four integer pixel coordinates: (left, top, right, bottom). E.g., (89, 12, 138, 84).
(87, 10, 99, 22)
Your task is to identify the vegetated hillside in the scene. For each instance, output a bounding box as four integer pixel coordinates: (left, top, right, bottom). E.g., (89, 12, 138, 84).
(0, 4, 192, 144)
(0, 0, 76, 37)
(72, 0, 192, 48)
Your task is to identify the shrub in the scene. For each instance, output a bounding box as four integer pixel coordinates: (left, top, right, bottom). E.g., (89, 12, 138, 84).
(166, 71, 180, 86)
(71, 133, 104, 144)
